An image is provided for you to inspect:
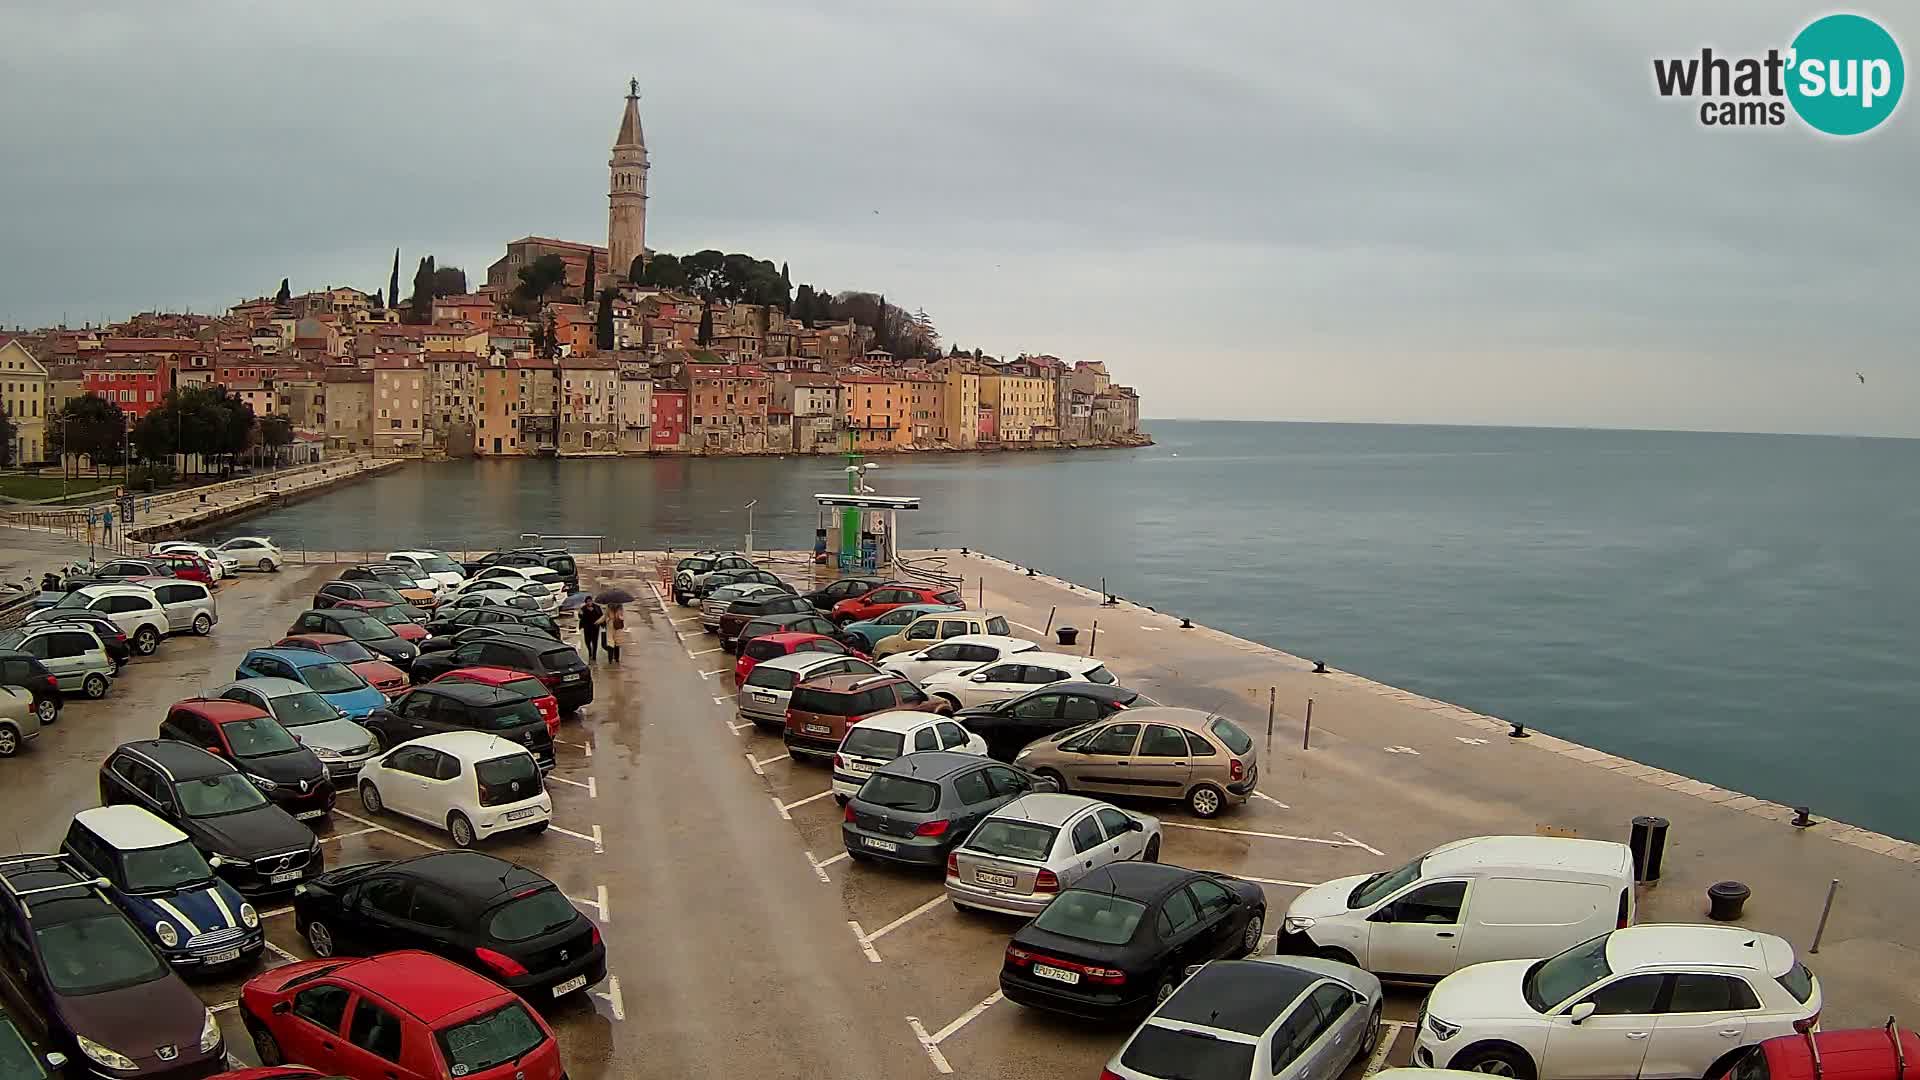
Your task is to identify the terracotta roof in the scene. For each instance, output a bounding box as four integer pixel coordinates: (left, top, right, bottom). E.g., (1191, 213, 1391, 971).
(83, 356, 165, 373)
(321, 367, 372, 384)
(506, 236, 608, 255)
(372, 356, 419, 371)
(560, 355, 618, 369)
(786, 374, 841, 388)
(686, 364, 768, 379)
(101, 337, 198, 352)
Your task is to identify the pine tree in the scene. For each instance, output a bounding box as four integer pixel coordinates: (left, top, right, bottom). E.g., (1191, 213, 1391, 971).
(697, 303, 713, 346)
(389, 249, 400, 312)
(274, 279, 290, 306)
(595, 291, 616, 351)
(583, 256, 597, 306)
(409, 258, 431, 322)
(372, 288, 384, 309)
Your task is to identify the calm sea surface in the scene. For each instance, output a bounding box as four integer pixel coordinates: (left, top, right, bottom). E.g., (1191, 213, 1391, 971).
(209, 422, 1920, 840)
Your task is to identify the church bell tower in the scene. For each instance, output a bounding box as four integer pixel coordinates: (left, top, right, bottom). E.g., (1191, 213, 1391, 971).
(608, 78, 649, 284)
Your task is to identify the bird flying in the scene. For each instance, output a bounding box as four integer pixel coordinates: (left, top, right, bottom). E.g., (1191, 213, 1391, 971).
(1857, 372, 1866, 384)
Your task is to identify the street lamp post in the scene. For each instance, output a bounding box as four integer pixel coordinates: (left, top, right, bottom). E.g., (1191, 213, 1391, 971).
(743, 499, 757, 559)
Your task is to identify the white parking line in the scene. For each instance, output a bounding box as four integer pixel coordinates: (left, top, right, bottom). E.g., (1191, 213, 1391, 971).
(1009, 621, 1044, 636)
(1366, 1020, 1415, 1076)
(677, 631, 704, 640)
(318, 826, 380, 844)
(1162, 820, 1366, 850)
(1335, 831, 1385, 856)
(778, 790, 835, 816)
(211, 999, 239, 1014)
(265, 940, 299, 964)
(1253, 790, 1291, 809)
(594, 975, 625, 1021)
(846, 920, 883, 963)
(711, 696, 731, 706)
(546, 823, 605, 852)
(906, 990, 1003, 1074)
(803, 850, 833, 883)
(744, 751, 789, 776)
(866, 894, 946, 945)
(727, 720, 752, 734)
(546, 774, 596, 798)
(258, 905, 293, 920)
(334, 809, 444, 851)
(699, 667, 730, 679)
(687, 647, 725, 657)
(1243, 875, 1322, 889)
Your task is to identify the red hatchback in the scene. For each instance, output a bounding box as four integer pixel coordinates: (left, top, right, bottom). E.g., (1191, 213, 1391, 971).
(276, 634, 408, 697)
(334, 600, 430, 642)
(829, 583, 964, 624)
(735, 631, 867, 682)
(154, 553, 218, 585)
(431, 665, 561, 735)
(241, 952, 565, 1080)
(1711, 1023, 1920, 1080)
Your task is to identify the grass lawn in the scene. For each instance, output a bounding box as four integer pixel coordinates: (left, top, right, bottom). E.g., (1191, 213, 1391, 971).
(0, 473, 124, 501)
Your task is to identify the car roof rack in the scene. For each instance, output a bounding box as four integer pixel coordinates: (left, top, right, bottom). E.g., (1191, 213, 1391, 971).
(0, 854, 112, 916)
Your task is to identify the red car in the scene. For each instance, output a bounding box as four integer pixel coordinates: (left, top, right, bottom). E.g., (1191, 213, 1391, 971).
(431, 665, 561, 735)
(241, 951, 565, 1080)
(275, 633, 408, 697)
(334, 599, 430, 642)
(154, 552, 219, 585)
(160, 698, 336, 819)
(829, 583, 964, 624)
(735, 631, 868, 682)
(1710, 1022, 1919, 1080)
(210, 1069, 339, 1080)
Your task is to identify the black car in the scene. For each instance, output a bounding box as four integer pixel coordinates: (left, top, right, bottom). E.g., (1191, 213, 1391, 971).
(287, 609, 419, 668)
(311, 581, 427, 620)
(841, 751, 1057, 868)
(417, 626, 544, 655)
(672, 553, 750, 604)
(157, 701, 334, 821)
(338, 563, 430, 593)
(800, 576, 888, 613)
(465, 548, 580, 594)
(407, 632, 591, 712)
(1000, 862, 1267, 1020)
(0, 651, 62, 726)
(717, 593, 815, 644)
(292, 851, 605, 999)
(958, 682, 1159, 761)
(424, 605, 561, 639)
(18, 611, 132, 668)
(97, 740, 324, 897)
(0, 998, 65, 1080)
(0, 855, 222, 1080)
(695, 567, 786, 601)
(363, 682, 556, 771)
(735, 611, 859, 652)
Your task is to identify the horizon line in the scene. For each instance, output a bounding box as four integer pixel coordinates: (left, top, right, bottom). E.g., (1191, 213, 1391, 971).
(1139, 417, 1920, 443)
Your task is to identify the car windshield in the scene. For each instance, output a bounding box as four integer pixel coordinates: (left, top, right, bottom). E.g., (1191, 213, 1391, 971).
(1083, 665, 1117, 685)
(0, 1015, 44, 1080)
(503, 677, 548, 702)
(372, 572, 415, 589)
(1119, 1026, 1257, 1080)
(1209, 716, 1253, 754)
(0, 632, 26, 650)
(985, 616, 1011, 635)
(435, 1003, 546, 1077)
(174, 773, 269, 816)
(223, 717, 301, 756)
(122, 839, 215, 892)
(1348, 855, 1424, 908)
(678, 557, 713, 573)
(966, 820, 1057, 862)
(486, 888, 577, 943)
(841, 727, 905, 759)
(319, 640, 377, 663)
(857, 774, 940, 812)
(356, 585, 406, 605)
(52, 592, 93, 610)
(1030, 889, 1147, 945)
(302, 662, 366, 694)
(1777, 962, 1816, 1004)
(480, 700, 547, 731)
(34, 914, 169, 994)
(337, 617, 398, 642)
(415, 556, 462, 575)
(745, 667, 797, 691)
(1523, 932, 1613, 1012)
(271, 691, 342, 727)
(370, 606, 417, 626)
(537, 649, 578, 672)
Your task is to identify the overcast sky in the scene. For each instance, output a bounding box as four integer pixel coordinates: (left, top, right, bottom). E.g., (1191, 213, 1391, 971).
(3, 1, 1914, 435)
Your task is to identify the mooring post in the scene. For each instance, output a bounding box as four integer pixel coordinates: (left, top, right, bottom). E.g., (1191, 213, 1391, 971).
(1044, 606, 1056, 635)
(1266, 687, 1276, 755)
(1303, 698, 1314, 750)
(1809, 878, 1840, 954)
(1088, 620, 1098, 656)
(977, 577, 984, 610)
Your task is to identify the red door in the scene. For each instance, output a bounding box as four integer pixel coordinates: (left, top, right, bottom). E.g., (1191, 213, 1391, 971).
(333, 995, 426, 1080)
(281, 983, 354, 1073)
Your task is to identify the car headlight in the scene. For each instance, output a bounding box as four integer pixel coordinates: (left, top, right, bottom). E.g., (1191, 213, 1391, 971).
(310, 745, 343, 761)
(1426, 1014, 1462, 1041)
(76, 1035, 136, 1071)
(247, 773, 278, 791)
(1283, 916, 1315, 933)
(199, 1009, 221, 1053)
(239, 902, 259, 929)
(154, 920, 179, 948)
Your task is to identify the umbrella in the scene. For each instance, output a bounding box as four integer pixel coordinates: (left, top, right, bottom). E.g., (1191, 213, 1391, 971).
(558, 592, 589, 611)
(595, 587, 636, 605)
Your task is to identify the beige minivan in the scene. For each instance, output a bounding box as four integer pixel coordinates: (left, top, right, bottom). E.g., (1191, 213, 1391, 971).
(872, 610, 1015, 658)
(1012, 705, 1259, 818)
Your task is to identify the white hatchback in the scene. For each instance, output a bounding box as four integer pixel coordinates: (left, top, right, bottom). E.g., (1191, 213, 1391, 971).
(918, 651, 1118, 711)
(215, 536, 284, 572)
(151, 541, 238, 579)
(385, 550, 469, 594)
(1414, 925, 1821, 1080)
(829, 710, 987, 800)
(50, 583, 171, 655)
(882, 634, 1039, 685)
(355, 730, 552, 848)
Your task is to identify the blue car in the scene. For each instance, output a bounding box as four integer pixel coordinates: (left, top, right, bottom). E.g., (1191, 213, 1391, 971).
(840, 603, 962, 652)
(236, 647, 387, 718)
(59, 804, 264, 970)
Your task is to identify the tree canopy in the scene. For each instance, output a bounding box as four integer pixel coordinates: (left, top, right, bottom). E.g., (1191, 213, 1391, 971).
(51, 394, 128, 469)
(509, 255, 570, 315)
(129, 386, 255, 473)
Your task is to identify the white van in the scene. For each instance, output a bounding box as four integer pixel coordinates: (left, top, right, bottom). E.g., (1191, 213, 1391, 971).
(1274, 835, 1634, 981)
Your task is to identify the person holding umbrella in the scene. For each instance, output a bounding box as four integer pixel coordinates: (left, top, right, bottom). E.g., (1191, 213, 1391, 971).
(594, 587, 635, 665)
(578, 597, 604, 663)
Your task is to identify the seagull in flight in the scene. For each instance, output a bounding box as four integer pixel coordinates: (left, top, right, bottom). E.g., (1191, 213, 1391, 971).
(1857, 372, 1866, 384)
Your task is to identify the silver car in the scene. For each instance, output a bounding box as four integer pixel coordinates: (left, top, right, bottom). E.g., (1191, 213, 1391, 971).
(139, 578, 219, 636)
(0, 625, 116, 699)
(0, 685, 41, 757)
(701, 582, 787, 631)
(208, 676, 380, 780)
(735, 652, 880, 731)
(1104, 956, 1383, 1080)
(947, 793, 1161, 916)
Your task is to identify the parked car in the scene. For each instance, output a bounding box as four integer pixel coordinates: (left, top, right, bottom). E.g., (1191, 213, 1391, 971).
(291, 851, 604, 999)
(800, 575, 888, 613)
(240, 951, 564, 1080)
(149, 555, 217, 587)
(0, 1001, 63, 1080)
(734, 612, 851, 655)
(0, 650, 63, 726)
(450, 577, 559, 614)
(841, 751, 1057, 867)
(338, 565, 437, 610)
(48, 584, 169, 655)
(0, 854, 224, 1080)
(77, 558, 182, 587)
(1276, 836, 1636, 980)
(467, 565, 568, 595)
(735, 631, 866, 682)
(355, 731, 551, 847)
(127, 578, 218, 636)
(418, 626, 556, 656)
(362, 682, 556, 771)
(60, 805, 264, 970)
(158, 699, 335, 821)
(435, 588, 544, 618)
(831, 583, 967, 624)
(838, 603, 963, 652)
(236, 648, 388, 720)
(1710, 1023, 1920, 1080)
(882, 634, 1040, 683)
(406, 632, 591, 713)
(465, 547, 580, 593)
(1412, 925, 1823, 1079)
(702, 583, 792, 635)
(920, 651, 1118, 711)
(430, 666, 561, 736)
(0, 625, 115, 700)
(715, 592, 817, 645)
(153, 541, 240, 579)
(785, 672, 940, 761)
(215, 536, 285, 572)
(423, 605, 560, 640)
(20, 610, 133, 668)
(209, 678, 379, 782)
(1104, 956, 1384, 1080)
(273, 635, 408, 697)
(873, 611, 1018, 658)
(1002, 862, 1268, 1020)
(946, 793, 1160, 916)
(830, 710, 986, 801)
(332, 600, 431, 641)
(0, 685, 42, 757)
(957, 681, 1157, 761)
(313, 581, 427, 621)
(97, 740, 324, 896)
(735, 652, 880, 732)
(287, 610, 420, 668)
(1015, 706, 1260, 818)
(383, 550, 468, 593)
(674, 553, 752, 604)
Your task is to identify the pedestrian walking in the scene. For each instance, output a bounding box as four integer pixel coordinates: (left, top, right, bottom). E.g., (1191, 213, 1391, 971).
(579, 598, 604, 662)
(604, 605, 625, 663)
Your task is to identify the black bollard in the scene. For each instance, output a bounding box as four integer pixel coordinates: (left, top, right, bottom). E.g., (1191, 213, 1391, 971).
(1056, 626, 1079, 647)
(1706, 881, 1750, 921)
(1630, 816, 1670, 883)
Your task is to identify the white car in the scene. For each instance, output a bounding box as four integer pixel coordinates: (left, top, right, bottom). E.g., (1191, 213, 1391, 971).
(945, 793, 1159, 916)
(215, 536, 284, 572)
(49, 583, 170, 654)
(458, 569, 562, 612)
(385, 550, 468, 594)
(918, 651, 1118, 711)
(882, 634, 1040, 685)
(1413, 925, 1822, 1080)
(151, 541, 238, 579)
(829, 710, 986, 800)
(355, 730, 551, 848)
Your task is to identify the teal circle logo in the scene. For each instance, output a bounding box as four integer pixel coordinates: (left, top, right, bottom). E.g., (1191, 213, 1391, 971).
(1787, 14, 1904, 135)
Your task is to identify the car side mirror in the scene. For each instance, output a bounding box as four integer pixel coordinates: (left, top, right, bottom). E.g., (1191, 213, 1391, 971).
(207, 855, 224, 868)
(1127, 818, 1144, 832)
(271, 1002, 291, 1015)
(969, 672, 989, 682)
(45, 1053, 67, 1070)
(1030, 773, 1062, 793)
(1568, 1001, 1596, 1025)
(1183, 964, 1204, 979)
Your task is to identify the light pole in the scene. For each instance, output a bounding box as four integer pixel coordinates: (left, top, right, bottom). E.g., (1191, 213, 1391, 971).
(743, 499, 757, 559)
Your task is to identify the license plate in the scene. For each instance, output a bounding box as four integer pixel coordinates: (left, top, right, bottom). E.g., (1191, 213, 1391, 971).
(805, 723, 830, 735)
(505, 807, 540, 822)
(562, 673, 581, 682)
(847, 761, 876, 774)
(268, 870, 303, 884)
(976, 869, 1017, 888)
(753, 693, 776, 702)
(293, 809, 326, 821)
(1032, 963, 1080, 985)
(202, 947, 242, 965)
(551, 975, 587, 997)
(863, 837, 898, 852)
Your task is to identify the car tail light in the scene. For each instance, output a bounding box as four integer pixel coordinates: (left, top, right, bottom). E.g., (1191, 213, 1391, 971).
(844, 802, 856, 822)
(44, 675, 57, 690)
(1034, 869, 1059, 893)
(1083, 966, 1128, 985)
(1229, 758, 1245, 782)
(537, 671, 562, 688)
(590, 926, 601, 947)
(474, 947, 528, 978)
(1005, 945, 1032, 966)
(1101, 1072, 1123, 1080)
(832, 754, 845, 769)
(915, 820, 949, 837)
(1110, 701, 1128, 710)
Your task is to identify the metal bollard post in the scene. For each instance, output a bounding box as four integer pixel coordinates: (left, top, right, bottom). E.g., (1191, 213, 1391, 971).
(1303, 698, 1314, 750)
(1265, 687, 1276, 755)
(1044, 606, 1056, 635)
(977, 578, 984, 610)
(1087, 620, 1098, 656)
(1809, 878, 1840, 954)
